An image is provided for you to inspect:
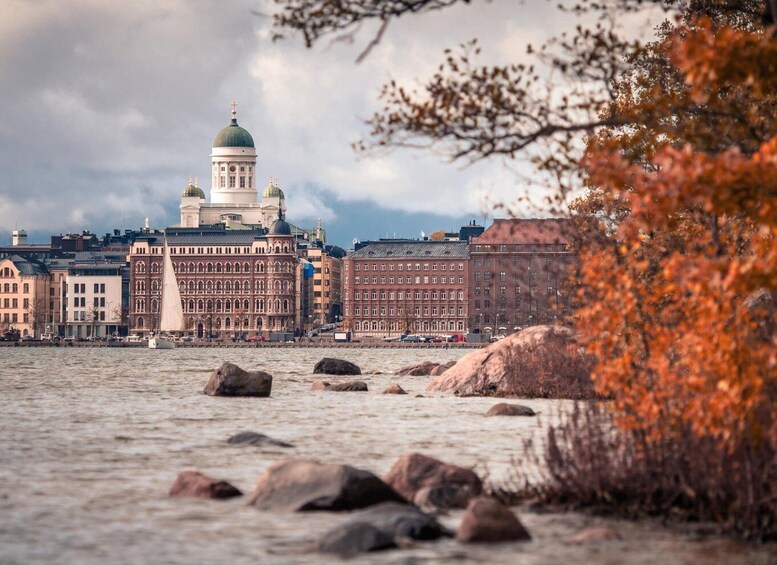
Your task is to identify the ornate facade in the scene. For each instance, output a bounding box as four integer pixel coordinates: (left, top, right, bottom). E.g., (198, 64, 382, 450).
(129, 225, 296, 338)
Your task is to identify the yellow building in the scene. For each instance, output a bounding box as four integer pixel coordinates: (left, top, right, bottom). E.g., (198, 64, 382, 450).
(305, 244, 345, 325)
(0, 255, 50, 338)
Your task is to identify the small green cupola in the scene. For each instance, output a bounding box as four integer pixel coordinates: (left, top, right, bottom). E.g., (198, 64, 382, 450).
(263, 177, 285, 199)
(181, 176, 205, 199)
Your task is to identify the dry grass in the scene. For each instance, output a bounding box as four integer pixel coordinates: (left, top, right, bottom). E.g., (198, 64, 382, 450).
(496, 332, 600, 399)
(498, 403, 777, 540)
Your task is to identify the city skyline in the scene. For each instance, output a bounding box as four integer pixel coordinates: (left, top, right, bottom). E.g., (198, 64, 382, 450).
(0, 1, 661, 249)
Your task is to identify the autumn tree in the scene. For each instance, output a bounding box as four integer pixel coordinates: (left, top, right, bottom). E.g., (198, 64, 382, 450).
(273, 0, 777, 535)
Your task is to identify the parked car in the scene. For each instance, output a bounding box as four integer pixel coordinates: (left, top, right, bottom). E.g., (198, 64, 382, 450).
(400, 334, 421, 343)
(247, 335, 265, 342)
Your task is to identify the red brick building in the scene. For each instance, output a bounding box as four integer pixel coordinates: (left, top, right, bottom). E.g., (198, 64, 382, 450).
(469, 219, 575, 334)
(129, 222, 296, 338)
(342, 241, 469, 337)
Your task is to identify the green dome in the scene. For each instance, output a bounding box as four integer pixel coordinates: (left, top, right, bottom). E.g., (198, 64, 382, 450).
(213, 117, 255, 148)
(263, 181, 285, 199)
(182, 182, 205, 199)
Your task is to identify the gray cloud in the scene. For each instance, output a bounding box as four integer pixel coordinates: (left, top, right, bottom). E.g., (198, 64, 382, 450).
(0, 0, 663, 241)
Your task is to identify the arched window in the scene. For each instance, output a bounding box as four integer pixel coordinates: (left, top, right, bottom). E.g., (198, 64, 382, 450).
(225, 301, 232, 311)
(274, 280, 281, 290)
(225, 317, 231, 328)
(283, 299, 289, 312)
(243, 299, 250, 310)
(275, 246, 280, 254)
(179, 281, 185, 293)
(197, 299, 203, 311)
(215, 317, 222, 329)
(151, 280, 159, 291)
(355, 321, 361, 331)
(206, 299, 213, 312)
(207, 263, 213, 273)
(198, 263, 204, 273)
(216, 299, 222, 312)
(234, 281, 241, 291)
(151, 263, 159, 274)
(151, 299, 159, 313)
(188, 281, 195, 292)
(244, 262, 250, 273)
(258, 299, 265, 312)
(189, 262, 196, 273)
(283, 246, 288, 253)
(243, 280, 250, 292)
(225, 263, 232, 273)
(234, 299, 240, 310)
(216, 281, 222, 291)
(274, 299, 280, 312)
(256, 261, 264, 273)
(136, 261, 145, 273)
(257, 280, 264, 291)
(22, 283, 28, 293)
(138, 316, 145, 328)
(189, 299, 195, 311)
(256, 317, 262, 327)
(198, 281, 204, 291)
(225, 281, 232, 292)
(207, 281, 213, 291)
(216, 263, 223, 273)
(234, 262, 241, 273)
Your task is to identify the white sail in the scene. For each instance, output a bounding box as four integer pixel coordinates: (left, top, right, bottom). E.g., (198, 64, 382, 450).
(159, 240, 185, 332)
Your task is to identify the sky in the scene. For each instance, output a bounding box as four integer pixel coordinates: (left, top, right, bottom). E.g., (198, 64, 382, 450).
(0, 0, 661, 248)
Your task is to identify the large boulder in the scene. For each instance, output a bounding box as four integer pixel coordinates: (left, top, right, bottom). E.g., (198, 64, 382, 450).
(455, 497, 531, 543)
(247, 459, 406, 511)
(426, 326, 595, 398)
(384, 453, 482, 502)
(169, 470, 242, 500)
(203, 362, 272, 397)
(485, 403, 536, 417)
(313, 358, 361, 375)
(227, 431, 293, 448)
(316, 502, 451, 557)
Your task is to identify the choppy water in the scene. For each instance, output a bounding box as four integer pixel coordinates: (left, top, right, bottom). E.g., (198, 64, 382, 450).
(0, 348, 772, 564)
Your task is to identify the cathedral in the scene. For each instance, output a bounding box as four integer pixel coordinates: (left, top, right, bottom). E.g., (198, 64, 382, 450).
(178, 103, 286, 230)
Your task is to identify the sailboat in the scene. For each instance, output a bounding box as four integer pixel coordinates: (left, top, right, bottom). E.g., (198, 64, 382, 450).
(149, 239, 185, 349)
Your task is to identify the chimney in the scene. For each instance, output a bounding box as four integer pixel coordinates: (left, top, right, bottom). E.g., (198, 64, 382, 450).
(12, 229, 27, 246)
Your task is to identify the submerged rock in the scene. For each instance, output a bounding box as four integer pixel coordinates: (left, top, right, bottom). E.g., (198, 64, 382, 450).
(316, 502, 451, 557)
(430, 361, 456, 376)
(247, 459, 406, 512)
(485, 403, 536, 417)
(310, 380, 330, 391)
(313, 358, 361, 375)
(396, 361, 442, 376)
(169, 470, 242, 500)
(382, 383, 408, 395)
(384, 453, 482, 502)
(227, 431, 293, 448)
(203, 362, 272, 397)
(455, 497, 531, 543)
(329, 381, 368, 392)
(413, 483, 473, 512)
(567, 526, 622, 543)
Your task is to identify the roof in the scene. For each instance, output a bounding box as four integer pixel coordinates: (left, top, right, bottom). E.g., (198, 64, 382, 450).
(213, 117, 255, 148)
(182, 182, 206, 199)
(269, 219, 292, 236)
(348, 241, 469, 259)
(472, 219, 575, 245)
(137, 227, 268, 246)
(263, 181, 285, 199)
(2, 255, 48, 276)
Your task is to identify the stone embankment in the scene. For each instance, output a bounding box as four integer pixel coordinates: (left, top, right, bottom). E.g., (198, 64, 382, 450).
(1, 340, 482, 349)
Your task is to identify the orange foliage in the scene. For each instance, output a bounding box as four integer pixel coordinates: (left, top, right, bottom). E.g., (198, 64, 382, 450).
(577, 19, 777, 448)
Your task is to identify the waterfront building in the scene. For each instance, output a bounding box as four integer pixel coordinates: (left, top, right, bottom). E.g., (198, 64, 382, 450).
(63, 253, 128, 339)
(302, 239, 346, 326)
(342, 240, 470, 338)
(128, 222, 296, 338)
(0, 255, 50, 337)
(468, 218, 575, 333)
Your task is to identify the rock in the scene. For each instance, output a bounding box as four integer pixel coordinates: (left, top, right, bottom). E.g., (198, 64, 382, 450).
(203, 362, 272, 397)
(227, 431, 293, 448)
(169, 470, 242, 500)
(314, 358, 361, 375)
(396, 361, 440, 376)
(485, 403, 536, 417)
(316, 522, 396, 557)
(316, 502, 451, 556)
(430, 361, 456, 376)
(413, 483, 473, 511)
(415, 394, 425, 398)
(382, 383, 408, 395)
(328, 381, 368, 392)
(455, 497, 531, 543)
(310, 380, 330, 391)
(384, 453, 482, 502)
(567, 526, 622, 543)
(426, 326, 590, 397)
(247, 459, 406, 511)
